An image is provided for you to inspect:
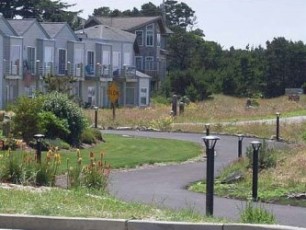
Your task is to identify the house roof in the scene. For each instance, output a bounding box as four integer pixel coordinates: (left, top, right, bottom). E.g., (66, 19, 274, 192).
(0, 16, 19, 36)
(40, 22, 79, 41)
(75, 25, 136, 43)
(84, 16, 172, 34)
(136, 70, 151, 79)
(40, 22, 67, 38)
(7, 18, 50, 38)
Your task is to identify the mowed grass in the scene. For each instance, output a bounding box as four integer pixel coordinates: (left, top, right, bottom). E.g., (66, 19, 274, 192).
(0, 188, 222, 223)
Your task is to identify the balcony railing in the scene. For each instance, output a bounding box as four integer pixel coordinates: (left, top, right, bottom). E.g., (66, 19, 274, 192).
(3, 60, 21, 77)
(113, 66, 136, 80)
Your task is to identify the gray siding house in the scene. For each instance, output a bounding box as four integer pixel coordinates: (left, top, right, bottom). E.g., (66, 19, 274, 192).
(7, 18, 53, 98)
(75, 24, 151, 107)
(84, 16, 172, 90)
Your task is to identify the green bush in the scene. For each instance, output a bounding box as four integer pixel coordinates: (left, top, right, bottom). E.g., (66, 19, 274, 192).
(11, 96, 44, 143)
(245, 140, 277, 170)
(80, 128, 97, 145)
(42, 92, 88, 146)
(240, 201, 275, 224)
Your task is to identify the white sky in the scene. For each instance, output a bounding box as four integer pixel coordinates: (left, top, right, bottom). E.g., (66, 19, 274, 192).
(66, 0, 306, 49)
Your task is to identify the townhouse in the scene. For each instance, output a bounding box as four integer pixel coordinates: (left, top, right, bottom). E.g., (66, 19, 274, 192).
(0, 15, 171, 109)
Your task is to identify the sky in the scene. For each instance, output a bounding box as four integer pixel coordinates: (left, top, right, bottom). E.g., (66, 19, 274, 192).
(66, 0, 306, 49)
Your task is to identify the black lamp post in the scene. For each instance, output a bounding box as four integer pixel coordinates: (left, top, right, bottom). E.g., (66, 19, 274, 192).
(275, 112, 280, 141)
(251, 140, 261, 201)
(237, 134, 244, 158)
(202, 135, 220, 216)
(33, 134, 45, 163)
(205, 123, 210, 136)
(94, 106, 98, 128)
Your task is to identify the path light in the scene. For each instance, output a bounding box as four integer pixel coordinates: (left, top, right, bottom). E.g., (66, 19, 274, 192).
(205, 123, 210, 136)
(275, 112, 280, 141)
(94, 106, 98, 128)
(33, 134, 45, 163)
(202, 135, 220, 216)
(237, 134, 244, 158)
(251, 140, 261, 201)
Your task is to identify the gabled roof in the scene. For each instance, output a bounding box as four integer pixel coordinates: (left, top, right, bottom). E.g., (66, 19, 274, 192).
(75, 24, 136, 43)
(0, 15, 18, 36)
(7, 18, 50, 38)
(40, 22, 78, 40)
(84, 16, 172, 34)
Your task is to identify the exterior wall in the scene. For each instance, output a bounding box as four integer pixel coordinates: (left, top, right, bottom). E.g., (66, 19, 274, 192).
(139, 77, 150, 106)
(0, 34, 4, 108)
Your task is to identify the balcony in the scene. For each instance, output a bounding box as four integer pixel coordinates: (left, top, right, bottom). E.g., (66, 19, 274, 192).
(3, 59, 22, 79)
(113, 66, 137, 82)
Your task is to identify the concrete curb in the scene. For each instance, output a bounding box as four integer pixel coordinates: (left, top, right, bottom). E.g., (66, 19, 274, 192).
(0, 214, 305, 230)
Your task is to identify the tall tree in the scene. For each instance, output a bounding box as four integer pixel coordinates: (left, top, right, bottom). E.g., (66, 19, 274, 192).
(0, 0, 81, 29)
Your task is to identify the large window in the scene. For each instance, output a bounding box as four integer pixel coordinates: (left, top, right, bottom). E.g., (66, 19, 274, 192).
(145, 56, 154, 70)
(86, 51, 94, 75)
(58, 49, 66, 75)
(126, 87, 135, 105)
(26, 47, 36, 74)
(44, 46, 54, 75)
(146, 24, 154, 47)
(10, 45, 21, 75)
(135, 56, 143, 70)
(135, 30, 143, 46)
(140, 87, 148, 106)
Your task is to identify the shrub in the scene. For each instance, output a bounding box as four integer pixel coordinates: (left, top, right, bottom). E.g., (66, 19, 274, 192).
(42, 92, 88, 146)
(240, 201, 275, 224)
(67, 150, 110, 191)
(11, 96, 44, 143)
(245, 140, 277, 170)
(80, 128, 97, 145)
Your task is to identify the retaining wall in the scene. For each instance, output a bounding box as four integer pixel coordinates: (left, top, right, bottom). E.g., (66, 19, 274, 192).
(0, 214, 304, 230)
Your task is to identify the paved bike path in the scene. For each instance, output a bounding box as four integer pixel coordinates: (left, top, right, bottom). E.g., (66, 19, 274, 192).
(104, 130, 306, 228)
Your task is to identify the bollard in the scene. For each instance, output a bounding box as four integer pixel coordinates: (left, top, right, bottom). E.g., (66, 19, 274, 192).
(202, 136, 220, 216)
(179, 102, 184, 115)
(34, 134, 45, 164)
(94, 106, 98, 128)
(172, 95, 178, 116)
(237, 134, 244, 158)
(276, 112, 280, 141)
(251, 141, 261, 201)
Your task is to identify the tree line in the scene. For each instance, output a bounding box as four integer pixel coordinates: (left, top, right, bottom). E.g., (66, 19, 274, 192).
(2, 0, 306, 100)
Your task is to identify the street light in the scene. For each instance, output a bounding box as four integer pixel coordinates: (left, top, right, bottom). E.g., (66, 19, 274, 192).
(94, 106, 98, 128)
(275, 112, 280, 141)
(202, 135, 220, 216)
(205, 123, 210, 136)
(237, 134, 244, 158)
(33, 134, 45, 163)
(251, 140, 261, 201)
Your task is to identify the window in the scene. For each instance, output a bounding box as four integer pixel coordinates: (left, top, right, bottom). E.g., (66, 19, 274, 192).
(58, 49, 66, 75)
(74, 48, 83, 77)
(140, 87, 148, 106)
(86, 51, 94, 75)
(26, 47, 36, 74)
(126, 87, 135, 105)
(44, 46, 54, 75)
(135, 30, 143, 46)
(10, 45, 21, 75)
(145, 56, 154, 70)
(113, 51, 121, 70)
(157, 33, 161, 47)
(135, 56, 143, 70)
(146, 24, 154, 46)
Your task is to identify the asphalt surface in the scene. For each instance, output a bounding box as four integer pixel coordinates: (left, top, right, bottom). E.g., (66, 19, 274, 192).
(103, 130, 306, 228)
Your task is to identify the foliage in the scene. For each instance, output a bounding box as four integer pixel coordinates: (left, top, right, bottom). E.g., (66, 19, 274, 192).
(43, 75, 78, 99)
(245, 140, 277, 170)
(149, 115, 174, 131)
(0, 0, 82, 29)
(239, 201, 275, 224)
(80, 128, 98, 145)
(42, 92, 88, 146)
(67, 150, 110, 191)
(38, 111, 70, 140)
(0, 148, 60, 186)
(11, 96, 44, 143)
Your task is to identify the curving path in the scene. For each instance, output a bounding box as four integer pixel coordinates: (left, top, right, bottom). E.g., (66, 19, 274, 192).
(103, 130, 306, 228)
